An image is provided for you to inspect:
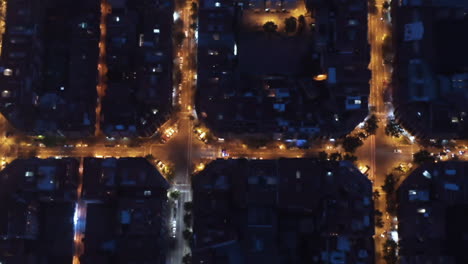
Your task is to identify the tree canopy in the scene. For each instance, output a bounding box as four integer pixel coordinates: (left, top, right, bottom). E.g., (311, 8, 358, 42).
(383, 1, 390, 9)
(383, 239, 398, 264)
(375, 209, 384, 228)
(297, 15, 306, 33)
(174, 31, 186, 46)
(373, 190, 381, 200)
(191, 2, 198, 12)
(318, 151, 328, 161)
(382, 174, 396, 194)
(413, 150, 435, 164)
(368, 0, 377, 14)
(284, 17, 297, 33)
(364, 114, 379, 135)
(329, 152, 342, 161)
(183, 253, 192, 264)
(169, 190, 180, 200)
(343, 153, 358, 163)
(342, 136, 363, 153)
(385, 119, 403, 138)
(263, 21, 278, 33)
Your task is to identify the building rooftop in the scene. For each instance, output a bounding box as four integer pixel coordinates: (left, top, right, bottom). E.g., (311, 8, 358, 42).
(82, 157, 170, 200)
(392, 3, 468, 139)
(0, 157, 169, 263)
(0, 0, 99, 137)
(81, 158, 170, 264)
(0, 158, 78, 263)
(192, 158, 374, 264)
(0, 158, 79, 204)
(101, 0, 173, 138)
(196, 0, 370, 139)
(397, 161, 468, 264)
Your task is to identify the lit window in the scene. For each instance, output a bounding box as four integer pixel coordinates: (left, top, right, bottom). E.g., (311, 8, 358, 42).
(215, 2, 221, 7)
(296, 171, 301, 179)
(422, 170, 431, 179)
(3, 68, 13, 76)
(139, 33, 144, 47)
(1, 90, 11, 98)
(173, 12, 180, 21)
(334, 114, 339, 122)
(208, 50, 218, 55)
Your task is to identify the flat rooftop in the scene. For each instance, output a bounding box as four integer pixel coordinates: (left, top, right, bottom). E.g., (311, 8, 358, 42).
(238, 33, 312, 76)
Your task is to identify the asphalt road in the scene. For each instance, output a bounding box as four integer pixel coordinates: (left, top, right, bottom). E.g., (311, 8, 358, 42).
(165, 1, 196, 263)
(95, 0, 110, 136)
(1, 1, 468, 264)
(364, 1, 398, 262)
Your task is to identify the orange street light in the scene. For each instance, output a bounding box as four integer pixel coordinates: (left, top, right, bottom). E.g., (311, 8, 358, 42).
(313, 74, 328, 81)
(196, 163, 205, 171)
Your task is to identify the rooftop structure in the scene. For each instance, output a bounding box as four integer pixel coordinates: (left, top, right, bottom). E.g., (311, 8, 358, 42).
(192, 158, 374, 264)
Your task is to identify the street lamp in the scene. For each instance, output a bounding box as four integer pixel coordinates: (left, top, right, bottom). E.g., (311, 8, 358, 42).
(313, 74, 327, 81)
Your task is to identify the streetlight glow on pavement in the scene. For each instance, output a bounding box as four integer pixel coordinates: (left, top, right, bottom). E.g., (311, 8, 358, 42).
(0, 1, 467, 264)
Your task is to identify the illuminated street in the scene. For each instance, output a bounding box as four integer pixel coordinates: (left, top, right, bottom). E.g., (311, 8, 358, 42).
(0, 0, 467, 263)
(72, 158, 87, 264)
(0, 0, 6, 53)
(363, 1, 404, 262)
(164, 0, 198, 262)
(95, 0, 110, 136)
